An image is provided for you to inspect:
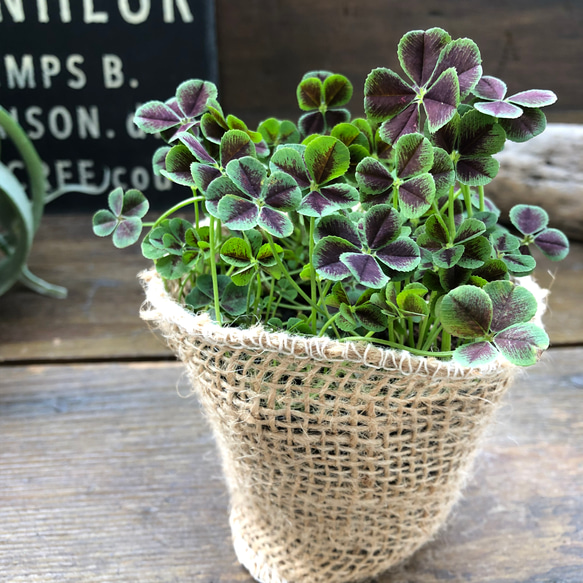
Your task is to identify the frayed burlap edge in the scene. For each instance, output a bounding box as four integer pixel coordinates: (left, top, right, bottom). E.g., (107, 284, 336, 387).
(139, 269, 547, 380)
(139, 269, 548, 583)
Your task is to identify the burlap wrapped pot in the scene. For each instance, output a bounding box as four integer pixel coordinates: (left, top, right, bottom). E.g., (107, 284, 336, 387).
(140, 269, 546, 583)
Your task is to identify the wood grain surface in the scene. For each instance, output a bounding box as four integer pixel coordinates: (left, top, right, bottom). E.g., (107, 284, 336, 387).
(1, 349, 582, 582)
(1, 216, 582, 363)
(0, 215, 164, 363)
(214, 0, 583, 127)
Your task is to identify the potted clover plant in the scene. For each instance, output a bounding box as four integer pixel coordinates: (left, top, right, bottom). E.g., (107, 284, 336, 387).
(94, 27, 568, 583)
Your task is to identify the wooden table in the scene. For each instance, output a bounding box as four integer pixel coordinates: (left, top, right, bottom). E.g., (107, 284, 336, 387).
(1, 215, 582, 582)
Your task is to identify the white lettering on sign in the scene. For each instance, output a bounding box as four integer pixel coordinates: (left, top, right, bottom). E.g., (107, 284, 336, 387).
(118, 0, 150, 24)
(0, 0, 24, 22)
(67, 55, 86, 89)
(102, 54, 124, 88)
(40, 55, 60, 88)
(162, 0, 193, 23)
(126, 111, 146, 139)
(83, 0, 107, 23)
(0, 0, 194, 23)
(5, 54, 35, 88)
(2, 54, 88, 90)
(6, 158, 172, 193)
(8, 105, 101, 140)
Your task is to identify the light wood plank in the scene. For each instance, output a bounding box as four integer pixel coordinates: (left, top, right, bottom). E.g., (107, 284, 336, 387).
(1, 349, 582, 581)
(0, 215, 167, 362)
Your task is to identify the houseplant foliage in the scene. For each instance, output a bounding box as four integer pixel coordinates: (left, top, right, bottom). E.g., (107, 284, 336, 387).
(94, 27, 567, 368)
(95, 27, 567, 583)
(0, 106, 106, 299)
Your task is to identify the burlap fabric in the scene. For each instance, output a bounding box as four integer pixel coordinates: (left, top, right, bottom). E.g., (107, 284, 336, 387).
(140, 269, 546, 583)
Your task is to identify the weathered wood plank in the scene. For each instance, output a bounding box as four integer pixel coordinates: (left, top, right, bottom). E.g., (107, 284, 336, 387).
(1, 216, 582, 362)
(0, 215, 168, 362)
(0, 349, 582, 581)
(215, 0, 583, 127)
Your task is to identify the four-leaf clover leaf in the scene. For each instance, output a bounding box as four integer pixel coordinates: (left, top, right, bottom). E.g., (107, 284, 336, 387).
(93, 188, 149, 249)
(313, 205, 420, 288)
(134, 79, 217, 141)
(214, 156, 301, 237)
(441, 281, 549, 366)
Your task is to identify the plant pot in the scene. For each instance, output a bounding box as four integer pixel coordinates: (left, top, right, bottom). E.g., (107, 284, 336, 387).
(140, 269, 546, 583)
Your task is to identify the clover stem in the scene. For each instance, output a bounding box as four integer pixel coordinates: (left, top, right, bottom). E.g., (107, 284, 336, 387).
(265, 277, 275, 319)
(270, 295, 284, 318)
(265, 231, 323, 314)
(246, 278, 253, 313)
(253, 270, 262, 313)
(192, 188, 200, 229)
(416, 293, 435, 349)
(408, 317, 415, 347)
(461, 184, 473, 217)
(392, 184, 399, 210)
(309, 217, 317, 333)
(388, 320, 395, 344)
(478, 185, 485, 212)
(447, 185, 456, 243)
(277, 302, 312, 311)
(441, 330, 452, 352)
(316, 280, 340, 339)
(422, 323, 443, 352)
(208, 216, 222, 326)
(318, 312, 341, 337)
(339, 335, 454, 358)
(152, 196, 206, 228)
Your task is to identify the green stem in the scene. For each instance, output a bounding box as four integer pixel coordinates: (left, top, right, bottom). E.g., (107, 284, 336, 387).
(0, 106, 46, 231)
(388, 320, 395, 343)
(447, 185, 456, 243)
(441, 330, 451, 352)
(264, 231, 323, 314)
(270, 295, 284, 317)
(422, 323, 443, 352)
(416, 314, 431, 350)
(340, 335, 454, 358)
(152, 196, 206, 228)
(460, 183, 473, 217)
(309, 217, 318, 333)
(208, 216, 222, 326)
(265, 277, 275, 319)
(315, 279, 341, 339)
(478, 185, 485, 212)
(408, 317, 415, 347)
(276, 302, 313, 310)
(253, 270, 262, 312)
(318, 312, 341, 337)
(193, 191, 200, 230)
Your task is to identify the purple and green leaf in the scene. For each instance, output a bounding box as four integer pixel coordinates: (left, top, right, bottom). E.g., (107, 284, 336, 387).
(440, 285, 493, 339)
(484, 280, 538, 333)
(313, 236, 358, 281)
(493, 323, 549, 366)
(304, 136, 350, 185)
(364, 67, 415, 124)
(453, 341, 498, 367)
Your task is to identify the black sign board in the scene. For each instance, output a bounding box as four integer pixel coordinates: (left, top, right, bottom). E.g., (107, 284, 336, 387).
(0, 0, 218, 211)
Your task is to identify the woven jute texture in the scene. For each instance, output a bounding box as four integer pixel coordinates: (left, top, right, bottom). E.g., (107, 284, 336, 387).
(140, 270, 545, 583)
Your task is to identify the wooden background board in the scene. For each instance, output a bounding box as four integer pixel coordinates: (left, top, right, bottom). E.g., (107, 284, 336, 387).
(0, 215, 582, 363)
(1, 349, 582, 582)
(214, 0, 583, 127)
